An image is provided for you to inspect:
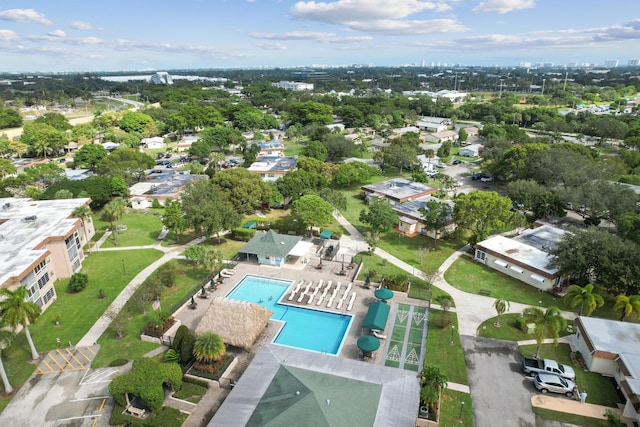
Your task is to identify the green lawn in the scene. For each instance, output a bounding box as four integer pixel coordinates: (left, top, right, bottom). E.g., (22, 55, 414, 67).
(533, 407, 615, 427)
(0, 249, 163, 411)
(93, 211, 163, 248)
(425, 309, 468, 385)
(520, 343, 620, 408)
(440, 389, 473, 427)
(92, 259, 210, 367)
(477, 313, 575, 340)
(444, 256, 563, 307)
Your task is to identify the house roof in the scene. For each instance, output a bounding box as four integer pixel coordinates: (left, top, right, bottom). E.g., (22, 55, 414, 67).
(460, 144, 482, 152)
(392, 196, 453, 222)
(578, 316, 640, 358)
(239, 230, 302, 258)
(475, 225, 567, 276)
(209, 344, 420, 427)
(361, 178, 436, 202)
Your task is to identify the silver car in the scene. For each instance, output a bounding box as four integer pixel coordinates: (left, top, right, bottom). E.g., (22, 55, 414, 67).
(533, 373, 576, 397)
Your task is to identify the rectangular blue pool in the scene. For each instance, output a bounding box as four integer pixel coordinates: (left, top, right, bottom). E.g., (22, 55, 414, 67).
(225, 275, 352, 355)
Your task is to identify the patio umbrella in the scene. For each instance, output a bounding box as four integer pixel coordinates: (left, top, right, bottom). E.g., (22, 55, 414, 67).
(374, 288, 394, 301)
(357, 335, 380, 353)
(190, 295, 195, 305)
(201, 286, 206, 295)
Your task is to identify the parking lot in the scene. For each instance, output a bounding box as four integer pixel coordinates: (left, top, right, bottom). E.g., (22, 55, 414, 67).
(462, 336, 575, 427)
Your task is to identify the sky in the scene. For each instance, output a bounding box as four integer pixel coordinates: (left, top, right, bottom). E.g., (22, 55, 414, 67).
(0, 0, 639, 73)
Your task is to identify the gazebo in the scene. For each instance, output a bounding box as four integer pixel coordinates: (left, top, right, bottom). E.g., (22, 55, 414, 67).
(196, 297, 273, 350)
(238, 230, 305, 267)
(362, 301, 391, 332)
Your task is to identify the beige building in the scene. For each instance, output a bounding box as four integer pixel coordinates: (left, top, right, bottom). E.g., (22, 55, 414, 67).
(0, 198, 95, 311)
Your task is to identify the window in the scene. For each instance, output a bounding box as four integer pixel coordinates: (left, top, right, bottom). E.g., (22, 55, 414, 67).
(37, 272, 50, 289)
(531, 273, 545, 283)
(72, 259, 81, 273)
(475, 250, 486, 262)
(42, 288, 55, 304)
(34, 259, 47, 275)
(510, 266, 524, 274)
(27, 284, 38, 298)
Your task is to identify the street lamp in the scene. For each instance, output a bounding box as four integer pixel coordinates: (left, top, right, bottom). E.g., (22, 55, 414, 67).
(458, 401, 465, 423)
(450, 325, 456, 345)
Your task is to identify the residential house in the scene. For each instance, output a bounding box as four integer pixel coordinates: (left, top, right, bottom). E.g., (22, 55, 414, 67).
(361, 178, 437, 206)
(248, 140, 285, 157)
(416, 117, 449, 133)
(430, 130, 459, 143)
(271, 81, 314, 91)
(473, 224, 568, 291)
(128, 171, 207, 209)
(459, 144, 482, 157)
(393, 196, 454, 237)
(416, 154, 440, 172)
(177, 135, 199, 152)
(140, 136, 165, 150)
(247, 156, 297, 182)
(0, 198, 95, 312)
(368, 136, 390, 152)
(574, 316, 640, 423)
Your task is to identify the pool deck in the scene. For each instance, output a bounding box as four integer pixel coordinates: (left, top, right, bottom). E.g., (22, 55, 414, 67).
(175, 260, 431, 427)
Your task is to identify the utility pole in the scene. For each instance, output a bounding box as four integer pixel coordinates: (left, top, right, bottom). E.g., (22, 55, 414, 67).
(541, 78, 546, 96)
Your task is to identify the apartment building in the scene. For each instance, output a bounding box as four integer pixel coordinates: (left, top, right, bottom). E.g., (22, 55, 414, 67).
(0, 198, 95, 311)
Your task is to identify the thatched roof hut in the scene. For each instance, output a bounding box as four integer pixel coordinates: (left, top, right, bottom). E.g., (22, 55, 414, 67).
(195, 297, 273, 350)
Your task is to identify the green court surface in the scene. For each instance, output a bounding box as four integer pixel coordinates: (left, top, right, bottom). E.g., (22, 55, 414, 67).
(383, 304, 429, 371)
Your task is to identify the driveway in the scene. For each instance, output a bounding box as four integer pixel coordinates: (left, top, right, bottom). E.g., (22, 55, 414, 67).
(462, 336, 571, 427)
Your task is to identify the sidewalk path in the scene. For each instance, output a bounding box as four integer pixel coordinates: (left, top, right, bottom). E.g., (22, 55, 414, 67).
(531, 394, 619, 419)
(76, 236, 206, 347)
(333, 212, 574, 336)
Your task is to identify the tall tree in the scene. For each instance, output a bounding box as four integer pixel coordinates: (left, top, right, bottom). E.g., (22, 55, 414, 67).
(562, 284, 604, 316)
(418, 365, 448, 418)
(613, 294, 640, 322)
(419, 200, 451, 246)
(0, 286, 42, 360)
(521, 306, 567, 359)
(291, 195, 334, 235)
(72, 204, 93, 247)
(0, 317, 16, 393)
(101, 197, 127, 246)
(181, 179, 241, 238)
(0, 158, 16, 178)
(452, 191, 513, 246)
(73, 144, 108, 171)
(359, 198, 397, 238)
(162, 200, 185, 243)
(210, 168, 271, 214)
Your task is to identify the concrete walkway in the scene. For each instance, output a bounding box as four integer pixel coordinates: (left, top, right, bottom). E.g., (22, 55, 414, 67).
(531, 394, 620, 419)
(76, 236, 205, 347)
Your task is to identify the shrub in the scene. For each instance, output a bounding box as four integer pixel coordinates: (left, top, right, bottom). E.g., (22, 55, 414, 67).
(67, 273, 89, 293)
(156, 263, 177, 288)
(231, 227, 256, 241)
(193, 332, 226, 372)
(164, 349, 179, 363)
(97, 289, 106, 300)
(109, 358, 129, 367)
(172, 325, 190, 352)
(151, 198, 162, 209)
(180, 333, 195, 365)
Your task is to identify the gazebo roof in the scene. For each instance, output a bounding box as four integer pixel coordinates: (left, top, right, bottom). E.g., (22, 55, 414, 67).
(362, 301, 391, 331)
(239, 229, 303, 258)
(195, 297, 273, 350)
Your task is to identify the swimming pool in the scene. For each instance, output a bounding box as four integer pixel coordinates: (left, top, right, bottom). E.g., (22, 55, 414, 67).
(226, 275, 352, 355)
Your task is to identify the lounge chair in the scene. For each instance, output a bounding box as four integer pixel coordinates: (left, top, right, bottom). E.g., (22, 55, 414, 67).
(222, 268, 235, 275)
(288, 290, 296, 301)
(304, 281, 313, 294)
(297, 292, 306, 303)
(327, 297, 335, 308)
(294, 280, 303, 293)
(325, 281, 332, 291)
(335, 282, 341, 292)
(336, 299, 344, 310)
(347, 292, 356, 311)
(372, 329, 387, 340)
(316, 295, 324, 306)
(220, 270, 234, 278)
(307, 294, 314, 304)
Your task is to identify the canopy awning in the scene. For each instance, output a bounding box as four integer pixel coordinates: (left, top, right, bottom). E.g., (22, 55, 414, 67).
(288, 240, 314, 257)
(243, 221, 257, 229)
(357, 335, 380, 353)
(362, 301, 390, 331)
(494, 259, 508, 268)
(319, 229, 334, 239)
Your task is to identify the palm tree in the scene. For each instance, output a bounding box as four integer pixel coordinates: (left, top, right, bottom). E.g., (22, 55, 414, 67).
(193, 332, 225, 370)
(613, 295, 640, 322)
(418, 365, 448, 419)
(209, 152, 225, 173)
(563, 284, 604, 316)
(0, 317, 16, 393)
(521, 306, 567, 359)
(72, 204, 93, 247)
(101, 198, 126, 246)
(493, 298, 510, 327)
(0, 287, 42, 360)
(424, 148, 435, 169)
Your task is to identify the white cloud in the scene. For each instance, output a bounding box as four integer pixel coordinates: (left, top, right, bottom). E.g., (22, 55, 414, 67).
(48, 29, 66, 38)
(69, 21, 98, 31)
(473, 0, 535, 14)
(350, 18, 467, 34)
(0, 29, 19, 41)
(291, 0, 451, 23)
(256, 42, 288, 50)
(0, 8, 52, 25)
(250, 30, 372, 43)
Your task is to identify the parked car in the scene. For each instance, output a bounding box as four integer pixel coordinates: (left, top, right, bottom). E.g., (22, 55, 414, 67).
(471, 172, 487, 180)
(156, 153, 165, 159)
(533, 373, 576, 397)
(480, 176, 493, 182)
(523, 358, 576, 380)
(452, 159, 462, 165)
(426, 170, 438, 178)
(436, 163, 446, 168)
(164, 153, 172, 159)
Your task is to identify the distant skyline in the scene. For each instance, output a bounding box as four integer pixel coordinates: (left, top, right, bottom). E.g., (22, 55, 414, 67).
(0, 1, 639, 73)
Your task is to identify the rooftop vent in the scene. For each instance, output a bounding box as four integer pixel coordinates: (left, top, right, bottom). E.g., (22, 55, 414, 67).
(24, 215, 37, 221)
(2, 202, 10, 210)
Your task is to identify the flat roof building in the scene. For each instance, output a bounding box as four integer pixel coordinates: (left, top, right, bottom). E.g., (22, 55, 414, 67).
(0, 198, 95, 311)
(361, 178, 437, 205)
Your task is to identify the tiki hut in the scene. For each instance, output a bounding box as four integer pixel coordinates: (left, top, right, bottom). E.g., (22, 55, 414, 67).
(195, 297, 273, 350)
